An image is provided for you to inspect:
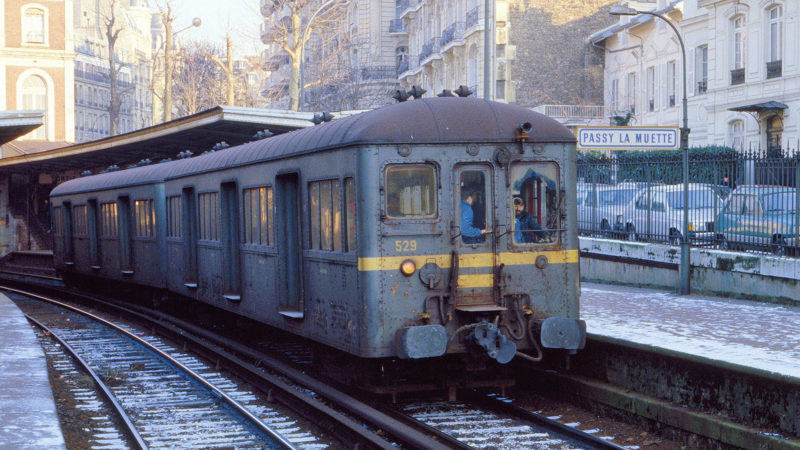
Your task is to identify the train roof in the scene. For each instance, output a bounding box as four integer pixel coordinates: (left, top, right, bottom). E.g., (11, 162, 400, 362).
(52, 98, 575, 197)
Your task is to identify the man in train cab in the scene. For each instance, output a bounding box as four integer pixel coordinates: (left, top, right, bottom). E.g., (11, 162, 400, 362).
(513, 196, 546, 243)
(461, 190, 487, 243)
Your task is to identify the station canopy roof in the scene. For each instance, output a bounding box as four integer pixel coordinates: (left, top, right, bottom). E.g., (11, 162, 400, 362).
(0, 111, 44, 146)
(0, 106, 320, 176)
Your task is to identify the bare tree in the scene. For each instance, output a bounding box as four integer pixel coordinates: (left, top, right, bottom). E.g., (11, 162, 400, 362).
(172, 42, 227, 116)
(98, 0, 134, 135)
(261, 0, 345, 110)
(206, 35, 255, 106)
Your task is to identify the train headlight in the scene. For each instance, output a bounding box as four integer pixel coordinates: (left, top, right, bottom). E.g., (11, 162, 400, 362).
(400, 259, 417, 276)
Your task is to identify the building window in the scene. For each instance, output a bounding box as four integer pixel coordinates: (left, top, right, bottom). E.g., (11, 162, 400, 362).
(729, 120, 745, 151)
(100, 202, 118, 236)
(52, 206, 63, 235)
(198, 192, 219, 241)
(667, 61, 676, 107)
(309, 180, 342, 251)
(134, 199, 155, 237)
(21, 75, 47, 139)
(767, 6, 782, 79)
(242, 187, 274, 245)
(646, 67, 655, 111)
(731, 15, 746, 85)
(23, 7, 45, 44)
(695, 45, 708, 94)
(73, 205, 88, 236)
(610, 79, 619, 111)
(626, 72, 636, 114)
(166, 196, 181, 238)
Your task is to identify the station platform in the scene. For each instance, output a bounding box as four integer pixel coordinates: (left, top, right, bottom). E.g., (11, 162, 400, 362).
(0, 292, 65, 448)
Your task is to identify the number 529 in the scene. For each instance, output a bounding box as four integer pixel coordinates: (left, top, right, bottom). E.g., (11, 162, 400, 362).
(394, 240, 417, 252)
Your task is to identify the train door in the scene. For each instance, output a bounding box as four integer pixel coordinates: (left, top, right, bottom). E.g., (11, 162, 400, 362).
(87, 199, 100, 268)
(276, 173, 303, 318)
(181, 187, 199, 287)
(117, 196, 133, 274)
(453, 164, 495, 308)
(220, 182, 241, 301)
(63, 201, 74, 264)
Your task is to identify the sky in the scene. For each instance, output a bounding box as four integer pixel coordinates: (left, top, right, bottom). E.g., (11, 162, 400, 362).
(168, 0, 264, 59)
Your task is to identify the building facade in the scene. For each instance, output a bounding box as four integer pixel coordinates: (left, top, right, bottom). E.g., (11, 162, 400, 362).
(592, 0, 799, 152)
(395, 0, 616, 107)
(0, 0, 75, 143)
(73, 0, 155, 143)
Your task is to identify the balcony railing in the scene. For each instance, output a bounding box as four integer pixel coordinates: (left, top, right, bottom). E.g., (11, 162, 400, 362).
(669, 94, 675, 107)
(731, 67, 745, 85)
(440, 22, 465, 48)
(360, 66, 396, 80)
(533, 105, 608, 121)
(396, 59, 409, 74)
(466, 6, 481, 29)
(418, 37, 440, 63)
(389, 19, 406, 34)
(399, 0, 420, 17)
(648, 99, 654, 111)
(767, 60, 782, 79)
(697, 79, 707, 95)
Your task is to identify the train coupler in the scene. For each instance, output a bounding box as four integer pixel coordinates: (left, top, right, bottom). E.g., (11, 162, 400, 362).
(468, 320, 517, 364)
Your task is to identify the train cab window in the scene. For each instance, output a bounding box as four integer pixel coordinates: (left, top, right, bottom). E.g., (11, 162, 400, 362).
(198, 192, 220, 241)
(309, 180, 342, 251)
(100, 202, 118, 236)
(134, 199, 155, 237)
(52, 206, 63, 235)
(72, 205, 88, 236)
(385, 165, 437, 218)
(166, 196, 181, 238)
(242, 187, 274, 245)
(510, 162, 560, 244)
(458, 169, 489, 244)
(344, 178, 356, 252)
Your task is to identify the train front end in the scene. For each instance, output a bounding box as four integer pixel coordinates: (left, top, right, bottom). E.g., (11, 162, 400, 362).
(359, 98, 584, 366)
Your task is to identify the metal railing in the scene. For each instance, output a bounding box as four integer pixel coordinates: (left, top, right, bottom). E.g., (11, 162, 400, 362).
(731, 68, 745, 85)
(767, 60, 782, 79)
(466, 6, 481, 29)
(440, 22, 465, 47)
(418, 37, 440, 63)
(533, 105, 608, 120)
(359, 66, 396, 80)
(577, 147, 800, 256)
(389, 19, 406, 34)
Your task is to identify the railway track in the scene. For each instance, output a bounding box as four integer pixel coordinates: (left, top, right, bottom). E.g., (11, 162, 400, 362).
(13, 291, 303, 449)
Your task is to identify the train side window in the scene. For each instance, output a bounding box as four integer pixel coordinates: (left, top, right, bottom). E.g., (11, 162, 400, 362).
(134, 199, 155, 237)
(344, 178, 356, 252)
(308, 179, 343, 251)
(52, 206, 63, 235)
(198, 192, 219, 241)
(100, 202, 118, 236)
(510, 162, 560, 245)
(72, 205, 88, 236)
(166, 196, 181, 238)
(385, 164, 437, 218)
(242, 187, 273, 245)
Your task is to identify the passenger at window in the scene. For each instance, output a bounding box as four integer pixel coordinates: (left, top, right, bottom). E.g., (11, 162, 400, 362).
(461, 191, 486, 243)
(513, 196, 545, 243)
(471, 190, 486, 229)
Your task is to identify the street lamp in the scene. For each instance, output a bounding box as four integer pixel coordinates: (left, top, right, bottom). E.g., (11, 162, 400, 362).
(610, 5, 691, 294)
(163, 16, 202, 122)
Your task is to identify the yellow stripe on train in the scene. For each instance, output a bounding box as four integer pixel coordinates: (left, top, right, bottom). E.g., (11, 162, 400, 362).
(357, 249, 579, 271)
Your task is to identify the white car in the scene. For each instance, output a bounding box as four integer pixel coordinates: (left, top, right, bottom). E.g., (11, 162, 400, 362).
(626, 184, 724, 244)
(577, 183, 640, 238)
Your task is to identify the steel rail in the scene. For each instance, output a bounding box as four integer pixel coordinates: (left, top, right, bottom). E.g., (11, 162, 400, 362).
(5, 287, 297, 450)
(3, 283, 450, 450)
(25, 313, 149, 450)
(463, 391, 627, 450)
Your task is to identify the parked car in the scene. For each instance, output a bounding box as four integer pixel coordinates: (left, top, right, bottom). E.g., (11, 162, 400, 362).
(715, 185, 798, 255)
(577, 183, 641, 238)
(626, 183, 724, 244)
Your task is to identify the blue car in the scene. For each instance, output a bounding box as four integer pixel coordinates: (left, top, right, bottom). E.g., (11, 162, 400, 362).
(716, 185, 799, 255)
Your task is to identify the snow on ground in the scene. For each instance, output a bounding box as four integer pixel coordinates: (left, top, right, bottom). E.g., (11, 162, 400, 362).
(580, 282, 800, 379)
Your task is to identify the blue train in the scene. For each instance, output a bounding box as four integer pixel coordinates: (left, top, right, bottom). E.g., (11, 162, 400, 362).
(50, 97, 585, 375)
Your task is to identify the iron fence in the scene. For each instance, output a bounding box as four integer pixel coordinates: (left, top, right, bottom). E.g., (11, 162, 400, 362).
(577, 146, 800, 256)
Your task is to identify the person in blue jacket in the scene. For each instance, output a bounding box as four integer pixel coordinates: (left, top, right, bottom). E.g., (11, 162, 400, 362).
(513, 196, 546, 243)
(461, 190, 487, 244)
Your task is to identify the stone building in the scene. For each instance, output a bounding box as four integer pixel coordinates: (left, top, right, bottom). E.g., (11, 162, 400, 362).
(73, 0, 155, 142)
(394, 0, 616, 109)
(591, 0, 799, 152)
(0, 0, 76, 146)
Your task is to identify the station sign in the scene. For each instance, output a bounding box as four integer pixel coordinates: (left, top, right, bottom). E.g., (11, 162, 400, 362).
(576, 126, 680, 150)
